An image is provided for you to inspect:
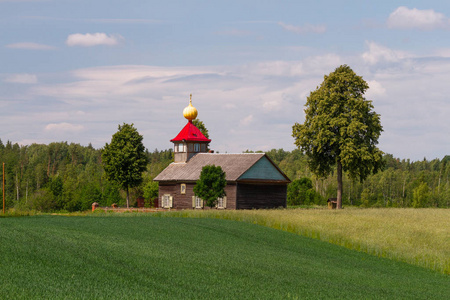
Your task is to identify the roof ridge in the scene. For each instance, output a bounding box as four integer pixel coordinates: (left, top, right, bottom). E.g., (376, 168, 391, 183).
(197, 152, 265, 155)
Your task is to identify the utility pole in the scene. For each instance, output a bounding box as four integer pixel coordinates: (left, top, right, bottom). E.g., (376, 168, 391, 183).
(3, 162, 5, 214)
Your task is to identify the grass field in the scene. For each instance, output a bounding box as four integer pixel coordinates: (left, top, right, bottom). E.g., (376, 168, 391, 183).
(163, 208, 450, 275)
(0, 215, 449, 299)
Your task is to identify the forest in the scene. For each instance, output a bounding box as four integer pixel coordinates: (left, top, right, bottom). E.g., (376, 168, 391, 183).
(0, 139, 448, 212)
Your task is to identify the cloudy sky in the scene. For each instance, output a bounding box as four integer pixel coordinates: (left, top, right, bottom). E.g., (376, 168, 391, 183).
(1, 1, 449, 161)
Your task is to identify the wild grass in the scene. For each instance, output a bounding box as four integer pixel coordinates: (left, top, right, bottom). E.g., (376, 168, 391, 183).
(0, 208, 40, 217)
(0, 215, 448, 299)
(156, 208, 450, 275)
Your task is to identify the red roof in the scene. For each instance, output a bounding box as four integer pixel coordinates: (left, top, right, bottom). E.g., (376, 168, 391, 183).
(170, 121, 211, 142)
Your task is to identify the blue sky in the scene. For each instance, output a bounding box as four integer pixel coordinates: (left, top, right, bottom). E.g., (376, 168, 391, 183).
(1, 0, 450, 161)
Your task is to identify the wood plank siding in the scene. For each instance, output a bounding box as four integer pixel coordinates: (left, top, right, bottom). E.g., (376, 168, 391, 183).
(236, 183, 287, 209)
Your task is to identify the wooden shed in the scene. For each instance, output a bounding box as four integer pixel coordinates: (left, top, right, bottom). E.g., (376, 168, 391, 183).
(154, 153, 290, 210)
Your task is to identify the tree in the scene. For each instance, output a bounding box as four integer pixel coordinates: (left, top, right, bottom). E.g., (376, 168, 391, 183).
(193, 165, 226, 208)
(287, 178, 311, 206)
(412, 181, 430, 208)
(288, 177, 324, 206)
(192, 119, 209, 139)
(102, 123, 148, 208)
(143, 180, 159, 206)
(292, 65, 383, 209)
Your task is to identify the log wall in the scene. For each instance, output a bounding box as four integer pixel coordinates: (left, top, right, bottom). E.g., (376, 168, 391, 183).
(236, 183, 287, 209)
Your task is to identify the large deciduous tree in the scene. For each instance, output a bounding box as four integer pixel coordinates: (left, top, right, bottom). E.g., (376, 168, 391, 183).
(292, 65, 383, 209)
(102, 123, 148, 208)
(193, 165, 226, 208)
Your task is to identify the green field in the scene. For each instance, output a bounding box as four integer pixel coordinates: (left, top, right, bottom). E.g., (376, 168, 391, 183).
(0, 215, 449, 299)
(163, 208, 450, 274)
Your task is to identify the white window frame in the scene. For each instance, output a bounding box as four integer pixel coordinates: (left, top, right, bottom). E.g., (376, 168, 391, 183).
(162, 194, 172, 208)
(216, 196, 227, 209)
(194, 143, 200, 152)
(195, 196, 203, 209)
(217, 197, 224, 209)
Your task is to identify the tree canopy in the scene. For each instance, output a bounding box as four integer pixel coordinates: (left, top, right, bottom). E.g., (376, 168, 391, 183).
(292, 65, 384, 208)
(287, 177, 324, 206)
(102, 123, 148, 208)
(193, 165, 226, 208)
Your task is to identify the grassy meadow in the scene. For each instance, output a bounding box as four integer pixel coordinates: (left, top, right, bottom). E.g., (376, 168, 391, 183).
(0, 214, 449, 299)
(160, 208, 450, 275)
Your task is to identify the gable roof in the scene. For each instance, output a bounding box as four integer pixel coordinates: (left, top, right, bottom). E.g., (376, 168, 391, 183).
(154, 153, 290, 182)
(170, 121, 211, 143)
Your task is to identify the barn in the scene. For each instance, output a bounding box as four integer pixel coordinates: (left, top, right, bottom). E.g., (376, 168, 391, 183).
(153, 96, 290, 209)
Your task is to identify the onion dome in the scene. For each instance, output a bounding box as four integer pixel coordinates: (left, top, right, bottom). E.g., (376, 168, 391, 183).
(183, 94, 198, 121)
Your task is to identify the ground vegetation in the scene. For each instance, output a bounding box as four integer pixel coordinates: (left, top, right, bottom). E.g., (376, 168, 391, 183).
(0, 215, 448, 299)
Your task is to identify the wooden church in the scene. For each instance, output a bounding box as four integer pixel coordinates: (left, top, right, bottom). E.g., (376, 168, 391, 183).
(154, 96, 290, 209)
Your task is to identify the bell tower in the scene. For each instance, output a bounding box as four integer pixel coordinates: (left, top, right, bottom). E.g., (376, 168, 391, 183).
(170, 95, 211, 163)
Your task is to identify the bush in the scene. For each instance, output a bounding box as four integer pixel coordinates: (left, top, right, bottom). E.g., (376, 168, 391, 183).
(287, 178, 324, 206)
(30, 188, 57, 212)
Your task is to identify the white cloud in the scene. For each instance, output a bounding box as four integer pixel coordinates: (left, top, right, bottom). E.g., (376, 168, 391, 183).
(3, 45, 450, 161)
(5, 42, 55, 50)
(433, 48, 450, 57)
(66, 33, 123, 47)
(4, 73, 37, 84)
(45, 123, 84, 132)
(242, 54, 341, 78)
(362, 41, 411, 65)
(240, 115, 253, 126)
(278, 22, 326, 34)
(366, 80, 386, 98)
(387, 6, 448, 30)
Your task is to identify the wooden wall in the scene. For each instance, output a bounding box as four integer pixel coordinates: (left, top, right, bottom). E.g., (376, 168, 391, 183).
(236, 183, 287, 209)
(158, 182, 237, 209)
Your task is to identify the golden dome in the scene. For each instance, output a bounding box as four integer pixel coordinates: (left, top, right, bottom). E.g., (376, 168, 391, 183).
(183, 94, 198, 121)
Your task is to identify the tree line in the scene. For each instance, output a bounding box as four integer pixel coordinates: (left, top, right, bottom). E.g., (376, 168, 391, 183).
(0, 138, 448, 212)
(0, 139, 172, 212)
(263, 148, 450, 208)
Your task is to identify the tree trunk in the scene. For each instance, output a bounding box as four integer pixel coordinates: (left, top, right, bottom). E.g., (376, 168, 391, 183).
(16, 172, 19, 202)
(337, 160, 343, 209)
(126, 186, 130, 209)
